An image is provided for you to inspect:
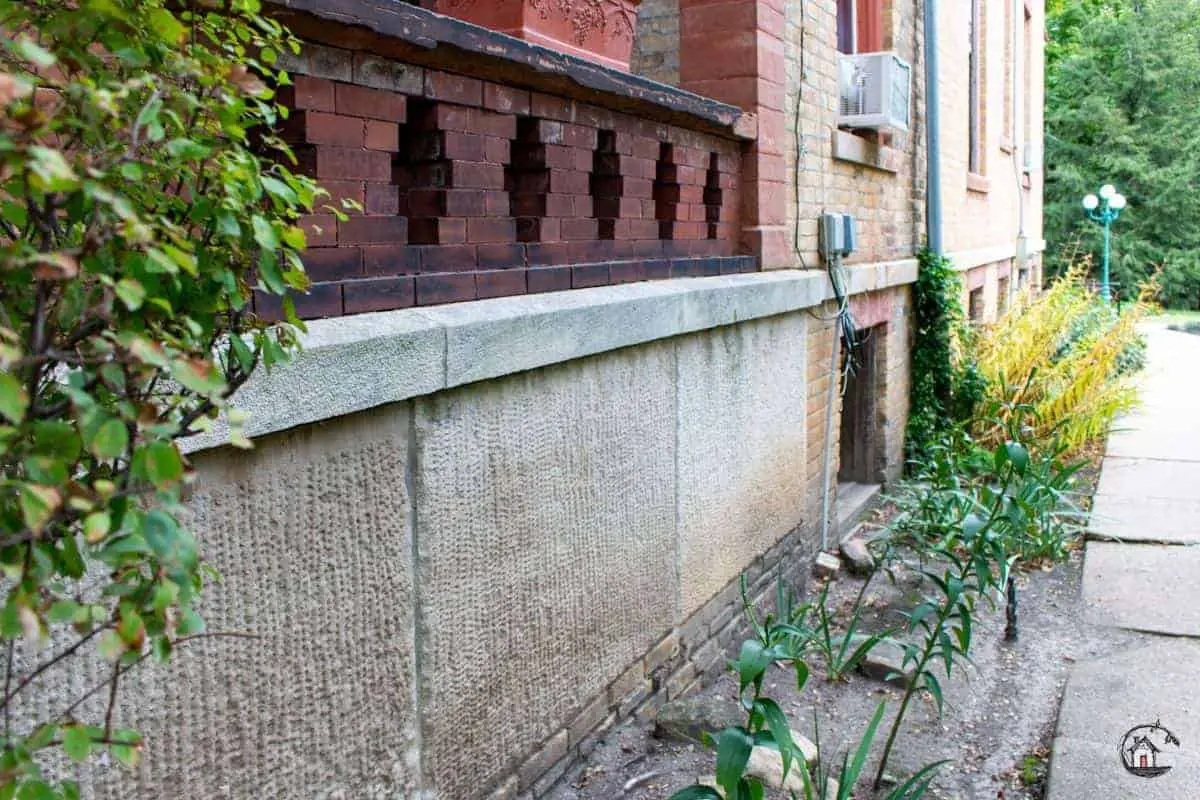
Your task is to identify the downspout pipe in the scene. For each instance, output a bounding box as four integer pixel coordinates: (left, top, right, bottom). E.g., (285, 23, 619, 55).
(924, 0, 942, 254)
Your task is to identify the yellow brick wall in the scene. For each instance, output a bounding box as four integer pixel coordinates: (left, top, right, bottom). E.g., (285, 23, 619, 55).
(783, 0, 926, 269)
(939, 0, 1045, 256)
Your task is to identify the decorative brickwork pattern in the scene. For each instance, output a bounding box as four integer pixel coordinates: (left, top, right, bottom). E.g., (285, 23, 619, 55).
(263, 50, 747, 321)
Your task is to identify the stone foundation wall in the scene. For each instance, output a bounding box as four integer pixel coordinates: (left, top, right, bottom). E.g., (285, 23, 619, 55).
(77, 269, 916, 800)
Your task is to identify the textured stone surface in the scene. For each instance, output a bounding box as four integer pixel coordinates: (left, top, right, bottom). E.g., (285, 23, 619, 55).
(1082, 542, 1200, 636)
(631, 0, 680, 86)
(677, 313, 809, 614)
(746, 746, 807, 794)
(412, 342, 678, 797)
(99, 409, 419, 798)
(839, 534, 875, 576)
(1088, 494, 1200, 544)
(858, 640, 914, 687)
(813, 551, 842, 578)
(187, 268, 915, 454)
(1088, 329, 1200, 544)
(1093, 458, 1200, 503)
(1048, 639, 1200, 800)
(182, 310, 444, 452)
(654, 696, 743, 744)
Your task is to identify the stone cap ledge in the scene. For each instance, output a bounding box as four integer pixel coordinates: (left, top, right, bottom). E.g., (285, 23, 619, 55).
(266, 0, 754, 140)
(183, 261, 916, 453)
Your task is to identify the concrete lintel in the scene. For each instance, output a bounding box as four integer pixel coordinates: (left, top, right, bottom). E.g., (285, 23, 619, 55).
(184, 263, 916, 453)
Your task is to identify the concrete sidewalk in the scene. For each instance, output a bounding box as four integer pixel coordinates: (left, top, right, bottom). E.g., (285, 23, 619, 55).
(1047, 326, 1200, 799)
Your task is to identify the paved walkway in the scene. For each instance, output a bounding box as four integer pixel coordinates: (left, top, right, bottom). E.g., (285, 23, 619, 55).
(1048, 326, 1200, 799)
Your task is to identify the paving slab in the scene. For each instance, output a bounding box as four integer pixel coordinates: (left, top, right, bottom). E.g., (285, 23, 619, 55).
(1093, 457, 1200, 501)
(1048, 638, 1200, 799)
(1082, 541, 1200, 636)
(1050, 328, 1200, 799)
(1089, 494, 1200, 543)
(1107, 428, 1200, 461)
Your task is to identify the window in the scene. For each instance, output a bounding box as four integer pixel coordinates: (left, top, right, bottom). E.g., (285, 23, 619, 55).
(837, 0, 883, 55)
(968, 288, 984, 324)
(968, 0, 984, 175)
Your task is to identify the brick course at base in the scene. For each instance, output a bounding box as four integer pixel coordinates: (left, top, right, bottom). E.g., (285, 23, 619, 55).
(485, 522, 819, 799)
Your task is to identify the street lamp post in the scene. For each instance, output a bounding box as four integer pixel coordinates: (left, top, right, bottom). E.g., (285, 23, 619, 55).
(1082, 184, 1127, 303)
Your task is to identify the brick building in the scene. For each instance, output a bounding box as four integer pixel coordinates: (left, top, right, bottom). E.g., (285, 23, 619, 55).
(88, 2, 1046, 798)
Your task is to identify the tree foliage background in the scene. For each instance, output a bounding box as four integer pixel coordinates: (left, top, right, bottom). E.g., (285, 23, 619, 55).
(1045, 0, 1200, 309)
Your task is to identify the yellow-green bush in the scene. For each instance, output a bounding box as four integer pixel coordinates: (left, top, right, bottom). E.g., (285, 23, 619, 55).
(971, 267, 1150, 451)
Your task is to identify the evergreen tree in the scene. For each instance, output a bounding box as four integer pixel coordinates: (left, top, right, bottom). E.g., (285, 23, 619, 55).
(1045, 0, 1200, 309)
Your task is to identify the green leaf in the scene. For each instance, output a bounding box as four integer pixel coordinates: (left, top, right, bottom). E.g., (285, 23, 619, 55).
(141, 510, 177, 557)
(47, 600, 80, 624)
(62, 726, 92, 763)
(83, 511, 112, 544)
(1005, 442, 1030, 475)
(924, 670, 944, 716)
(844, 701, 886, 788)
(97, 630, 126, 661)
(23, 455, 68, 486)
(166, 138, 209, 160)
(753, 698, 796, 781)
(19, 484, 60, 533)
(252, 215, 280, 251)
(152, 635, 173, 663)
(25, 723, 57, 750)
(715, 727, 754, 794)
(90, 419, 129, 460)
(0, 372, 29, 424)
(261, 175, 297, 204)
(31, 421, 79, 459)
(170, 358, 224, 395)
(882, 761, 950, 800)
(176, 608, 205, 636)
(8, 37, 56, 68)
(27, 146, 79, 192)
(110, 742, 141, 769)
(143, 442, 184, 488)
(15, 780, 55, 800)
(115, 278, 146, 310)
(735, 639, 773, 694)
(668, 788, 723, 800)
(148, 7, 185, 41)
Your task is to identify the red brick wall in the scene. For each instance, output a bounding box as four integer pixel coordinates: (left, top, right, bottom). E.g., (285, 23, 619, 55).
(261, 58, 750, 320)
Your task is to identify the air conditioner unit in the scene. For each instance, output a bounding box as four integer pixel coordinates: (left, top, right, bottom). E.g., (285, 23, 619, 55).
(1022, 140, 1042, 174)
(838, 52, 912, 131)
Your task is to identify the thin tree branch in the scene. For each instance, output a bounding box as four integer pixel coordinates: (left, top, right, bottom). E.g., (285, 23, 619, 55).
(56, 632, 261, 723)
(1, 625, 109, 708)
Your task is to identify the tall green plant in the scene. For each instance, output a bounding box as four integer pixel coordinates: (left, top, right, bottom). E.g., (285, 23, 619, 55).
(907, 249, 966, 465)
(874, 414, 1084, 787)
(670, 579, 944, 800)
(0, 1, 320, 794)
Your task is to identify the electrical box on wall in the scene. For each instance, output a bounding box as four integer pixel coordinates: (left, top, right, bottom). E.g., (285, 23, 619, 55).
(821, 212, 857, 261)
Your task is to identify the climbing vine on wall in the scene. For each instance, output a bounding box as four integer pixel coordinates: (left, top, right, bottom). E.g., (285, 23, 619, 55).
(905, 248, 965, 466)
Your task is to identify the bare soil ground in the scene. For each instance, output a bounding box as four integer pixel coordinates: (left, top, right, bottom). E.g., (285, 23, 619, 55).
(548, 454, 1146, 800)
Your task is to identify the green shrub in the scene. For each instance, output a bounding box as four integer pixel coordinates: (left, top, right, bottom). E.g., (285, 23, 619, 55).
(972, 267, 1148, 451)
(0, 1, 318, 793)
